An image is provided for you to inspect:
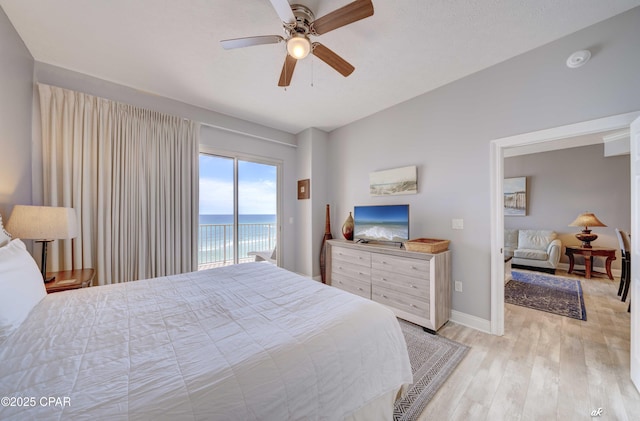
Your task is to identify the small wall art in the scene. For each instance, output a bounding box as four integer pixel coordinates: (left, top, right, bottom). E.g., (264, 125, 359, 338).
(298, 179, 310, 200)
(504, 176, 527, 216)
(369, 165, 417, 196)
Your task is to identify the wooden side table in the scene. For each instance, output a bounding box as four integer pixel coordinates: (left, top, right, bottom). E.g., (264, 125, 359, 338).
(565, 246, 616, 280)
(45, 268, 95, 293)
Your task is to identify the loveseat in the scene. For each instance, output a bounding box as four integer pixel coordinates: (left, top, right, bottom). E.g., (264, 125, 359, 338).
(505, 229, 562, 274)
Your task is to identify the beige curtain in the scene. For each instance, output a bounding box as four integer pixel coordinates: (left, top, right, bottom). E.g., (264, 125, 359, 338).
(38, 84, 199, 285)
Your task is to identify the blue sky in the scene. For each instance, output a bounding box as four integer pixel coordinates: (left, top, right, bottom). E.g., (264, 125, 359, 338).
(355, 204, 409, 223)
(199, 155, 277, 215)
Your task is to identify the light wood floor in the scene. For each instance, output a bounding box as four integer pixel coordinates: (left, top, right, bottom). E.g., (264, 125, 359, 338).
(418, 269, 638, 420)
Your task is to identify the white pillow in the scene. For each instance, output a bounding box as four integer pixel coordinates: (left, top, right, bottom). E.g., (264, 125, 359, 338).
(0, 239, 47, 340)
(0, 214, 11, 247)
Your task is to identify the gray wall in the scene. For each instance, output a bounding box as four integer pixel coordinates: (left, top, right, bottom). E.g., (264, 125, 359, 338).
(295, 128, 329, 278)
(0, 7, 33, 219)
(505, 144, 630, 270)
(327, 8, 640, 321)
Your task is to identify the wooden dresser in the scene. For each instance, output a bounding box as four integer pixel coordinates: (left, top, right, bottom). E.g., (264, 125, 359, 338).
(326, 239, 451, 332)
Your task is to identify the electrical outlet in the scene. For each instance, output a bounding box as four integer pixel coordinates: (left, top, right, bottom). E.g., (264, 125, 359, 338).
(452, 219, 464, 230)
(454, 281, 463, 292)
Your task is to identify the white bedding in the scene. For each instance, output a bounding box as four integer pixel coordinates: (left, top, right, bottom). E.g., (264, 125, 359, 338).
(0, 262, 411, 420)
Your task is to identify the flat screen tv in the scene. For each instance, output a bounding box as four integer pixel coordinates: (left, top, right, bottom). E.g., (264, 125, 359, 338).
(353, 204, 409, 244)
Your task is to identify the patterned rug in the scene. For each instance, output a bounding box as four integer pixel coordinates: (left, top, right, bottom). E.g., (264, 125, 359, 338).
(393, 320, 469, 421)
(505, 270, 587, 320)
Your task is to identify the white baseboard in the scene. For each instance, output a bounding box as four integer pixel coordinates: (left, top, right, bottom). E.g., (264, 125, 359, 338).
(449, 310, 491, 334)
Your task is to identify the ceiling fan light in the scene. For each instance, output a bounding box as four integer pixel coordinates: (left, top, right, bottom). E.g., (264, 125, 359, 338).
(287, 35, 311, 59)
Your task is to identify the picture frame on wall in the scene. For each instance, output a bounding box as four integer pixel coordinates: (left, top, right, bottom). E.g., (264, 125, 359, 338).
(504, 176, 527, 216)
(369, 165, 417, 196)
(298, 179, 310, 200)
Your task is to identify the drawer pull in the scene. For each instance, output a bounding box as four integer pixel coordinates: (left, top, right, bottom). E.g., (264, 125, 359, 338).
(358, 287, 363, 291)
(382, 294, 388, 299)
(411, 304, 418, 308)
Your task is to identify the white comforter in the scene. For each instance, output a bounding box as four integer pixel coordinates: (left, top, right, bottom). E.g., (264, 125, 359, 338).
(0, 262, 411, 420)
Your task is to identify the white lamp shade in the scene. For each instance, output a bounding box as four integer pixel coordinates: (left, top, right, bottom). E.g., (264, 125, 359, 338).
(286, 35, 311, 59)
(7, 205, 78, 240)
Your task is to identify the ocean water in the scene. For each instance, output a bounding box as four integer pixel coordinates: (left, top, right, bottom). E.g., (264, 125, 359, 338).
(199, 214, 276, 225)
(198, 214, 276, 264)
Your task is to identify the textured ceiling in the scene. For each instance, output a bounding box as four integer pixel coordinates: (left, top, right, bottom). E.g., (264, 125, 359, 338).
(2, 0, 640, 134)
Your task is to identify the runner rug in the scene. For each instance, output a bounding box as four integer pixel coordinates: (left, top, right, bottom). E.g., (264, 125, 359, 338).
(394, 320, 469, 421)
(505, 270, 587, 321)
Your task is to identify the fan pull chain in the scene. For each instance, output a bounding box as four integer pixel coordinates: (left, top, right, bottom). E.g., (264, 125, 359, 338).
(310, 56, 314, 87)
(284, 54, 288, 91)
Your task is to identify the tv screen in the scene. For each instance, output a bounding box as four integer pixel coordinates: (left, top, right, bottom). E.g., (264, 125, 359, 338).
(353, 204, 409, 243)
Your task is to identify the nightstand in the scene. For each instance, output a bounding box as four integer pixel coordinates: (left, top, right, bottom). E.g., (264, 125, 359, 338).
(45, 268, 95, 293)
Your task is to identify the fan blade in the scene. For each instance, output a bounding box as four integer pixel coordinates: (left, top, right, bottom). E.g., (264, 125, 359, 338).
(278, 54, 298, 87)
(220, 35, 284, 50)
(312, 43, 355, 77)
(269, 0, 296, 25)
(312, 0, 374, 35)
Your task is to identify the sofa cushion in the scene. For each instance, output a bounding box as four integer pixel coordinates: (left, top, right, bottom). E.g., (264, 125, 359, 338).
(518, 230, 557, 252)
(514, 248, 549, 261)
(504, 229, 518, 256)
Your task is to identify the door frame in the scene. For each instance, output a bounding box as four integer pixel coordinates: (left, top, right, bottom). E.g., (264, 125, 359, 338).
(490, 111, 640, 336)
(629, 116, 640, 390)
(199, 146, 283, 266)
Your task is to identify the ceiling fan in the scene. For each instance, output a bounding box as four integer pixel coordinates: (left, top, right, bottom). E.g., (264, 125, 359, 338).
(220, 0, 374, 87)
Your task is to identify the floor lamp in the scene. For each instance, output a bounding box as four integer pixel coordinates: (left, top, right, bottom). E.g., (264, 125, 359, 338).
(7, 205, 78, 282)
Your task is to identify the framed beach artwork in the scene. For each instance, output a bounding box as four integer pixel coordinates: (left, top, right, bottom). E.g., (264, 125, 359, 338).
(369, 165, 417, 196)
(504, 177, 527, 216)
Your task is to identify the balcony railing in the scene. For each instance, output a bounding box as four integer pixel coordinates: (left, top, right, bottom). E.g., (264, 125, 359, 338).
(198, 223, 276, 270)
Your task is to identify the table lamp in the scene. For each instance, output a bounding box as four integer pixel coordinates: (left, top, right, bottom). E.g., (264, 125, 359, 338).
(569, 212, 606, 248)
(7, 205, 78, 282)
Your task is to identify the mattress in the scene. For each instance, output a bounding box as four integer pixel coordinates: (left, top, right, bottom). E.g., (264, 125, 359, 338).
(0, 262, 412, 420)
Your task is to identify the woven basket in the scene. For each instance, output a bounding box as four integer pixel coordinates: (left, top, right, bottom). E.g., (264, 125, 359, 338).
(404, 238, 450, 253)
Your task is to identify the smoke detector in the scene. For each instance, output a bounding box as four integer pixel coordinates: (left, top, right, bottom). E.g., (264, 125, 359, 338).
(566, 50, 591, 68)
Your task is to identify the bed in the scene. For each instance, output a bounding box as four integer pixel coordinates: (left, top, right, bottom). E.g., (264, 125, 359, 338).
(0, 225, 412, 420)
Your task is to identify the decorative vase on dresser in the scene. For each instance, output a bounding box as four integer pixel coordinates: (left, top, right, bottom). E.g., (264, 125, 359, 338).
(341, 212, 354, 241)
(319, 204, 333, 284)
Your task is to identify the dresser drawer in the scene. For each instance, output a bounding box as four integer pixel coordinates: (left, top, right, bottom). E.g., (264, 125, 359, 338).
(371, 253, 429, 278)
(331, 260, 371, 283)
(332, 273, 371, 299)
(372, 285, 429, 319)
(332, 247, 371, 268)
(371, 269, 429, 298)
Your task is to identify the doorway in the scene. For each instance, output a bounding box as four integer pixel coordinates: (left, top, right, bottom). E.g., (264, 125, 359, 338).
(490, 111, 640, 335)
(198, 152, 280, 268)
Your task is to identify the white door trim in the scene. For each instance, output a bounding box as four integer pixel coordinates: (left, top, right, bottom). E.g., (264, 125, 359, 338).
(490, 111, 640, 336)
(629, 116, 640, 391)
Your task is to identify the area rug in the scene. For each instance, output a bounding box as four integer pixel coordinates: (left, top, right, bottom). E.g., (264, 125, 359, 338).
(393, 320, 469, 421)
(505, 270, 587, 320)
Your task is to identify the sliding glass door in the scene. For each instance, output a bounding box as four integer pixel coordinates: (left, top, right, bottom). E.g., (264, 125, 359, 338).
(198, 153, 279, 269)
